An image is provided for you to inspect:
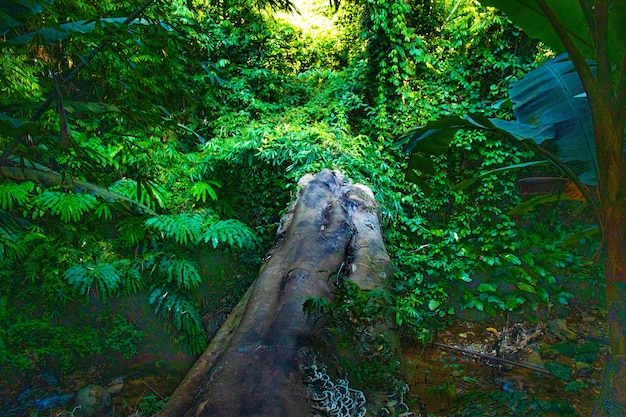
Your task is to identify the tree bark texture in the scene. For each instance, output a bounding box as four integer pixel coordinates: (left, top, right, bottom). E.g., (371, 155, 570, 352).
(156, 169, 394, 417)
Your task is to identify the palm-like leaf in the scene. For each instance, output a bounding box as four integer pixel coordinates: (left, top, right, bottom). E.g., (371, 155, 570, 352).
(494, 53, 598, 185)
(397, 54, 599, 186)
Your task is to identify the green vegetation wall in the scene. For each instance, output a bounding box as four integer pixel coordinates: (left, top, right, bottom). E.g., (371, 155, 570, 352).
(0, 0, 603, 381)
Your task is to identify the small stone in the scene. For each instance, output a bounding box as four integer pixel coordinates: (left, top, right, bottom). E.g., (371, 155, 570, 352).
(106, 377, 124, 394)
(71, 385, 111, 417)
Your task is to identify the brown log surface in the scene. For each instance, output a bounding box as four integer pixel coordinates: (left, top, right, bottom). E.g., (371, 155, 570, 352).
(156, 169, 394, 417)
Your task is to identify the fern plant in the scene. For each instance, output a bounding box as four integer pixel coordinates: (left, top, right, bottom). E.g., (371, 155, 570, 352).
(148, 286, 206, 354)
(65, 262, 123, 302)
(203, 218, 259, 249)
(35, 191, 98, 222)
(0, 181, 35, 211)
(145, 212, 259, 249)
(157, 256, 202, 291)
(145, 213, 205, 245)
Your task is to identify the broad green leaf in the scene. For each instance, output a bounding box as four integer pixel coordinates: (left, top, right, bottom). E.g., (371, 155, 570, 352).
(0, 112, 36, 136)
(395, 116, 476, 154)
(399, 54, 599, 190)
(517, 283, 536, 293)
(0, 0, 51, 35)
(428, 299, 441, 311)
(503, 54, 598, 185)
(480, 1, 590, 55)
(477, 283, 497, 292)
(502, 253, 521, 265)
(481, 0, 626, 68)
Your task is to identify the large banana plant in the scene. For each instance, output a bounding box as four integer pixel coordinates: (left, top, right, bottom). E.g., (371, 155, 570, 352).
(396, 53, 600, 211)
(399, 2, 626, 415)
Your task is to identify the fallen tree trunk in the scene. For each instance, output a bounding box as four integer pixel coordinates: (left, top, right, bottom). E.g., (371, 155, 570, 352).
(156, 169, 396, 417)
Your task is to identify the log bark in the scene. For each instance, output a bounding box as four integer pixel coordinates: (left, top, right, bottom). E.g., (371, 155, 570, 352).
(156, 169, 395, 417)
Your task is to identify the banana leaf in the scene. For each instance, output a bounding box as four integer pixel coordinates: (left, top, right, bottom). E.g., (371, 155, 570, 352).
(496, 53, 598, 185)
(481, 0, 626, 71)
(397, 53, 598, 195)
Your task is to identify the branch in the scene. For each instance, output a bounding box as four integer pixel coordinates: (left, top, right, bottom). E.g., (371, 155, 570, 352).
(0, 165, 156, 215)
(433, 342, 552, 375)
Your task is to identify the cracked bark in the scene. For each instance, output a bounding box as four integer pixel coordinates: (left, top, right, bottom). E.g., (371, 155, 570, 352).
(155, 169, 395, 417)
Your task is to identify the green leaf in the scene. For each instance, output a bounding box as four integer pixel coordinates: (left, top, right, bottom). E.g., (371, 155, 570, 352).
(62, 101, 120, 114)
(477, 283, 497, 293)
(0, 181, 34, 210)
(0, 113, 36, 136)
(453, 161, 550, 192)
(428, 299, 441, 311)
(64, 262, 122, 302)
(545, 361, 572, 381)
(500, 54, 598, 185)
(158, 257, 202, 290)
(1, 166, 156, 214)
(398, 54, 600, 192)
(564, 380, 587, 392)
(145, 213, 204, 245)
(190, 181, 220, 203)
(0, 0, 51, 35)
(508, 193, 570, 216)
(481, 0, 626, 68)
(560, 226, 600, 246)
(148, 287, 206, 354)
(517, 283, 536, 293)
(203, 219, 258, 249)
(395, 115, 476, 155)
(502, 253, 521, 265)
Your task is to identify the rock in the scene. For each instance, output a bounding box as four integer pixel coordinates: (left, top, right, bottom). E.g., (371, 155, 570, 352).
(547, 318, 578, 342)
(105, 377, 124, 395)
(71, 385, 111, 417)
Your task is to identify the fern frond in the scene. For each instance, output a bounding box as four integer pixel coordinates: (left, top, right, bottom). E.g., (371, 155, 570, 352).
(115, 259, 145, 295)
(117, 217, 146, 247)
(158, 256, 202, 290)
(0, 210, 33, 260)
(203, 219, 258, 249)
(64, 262, 122, 302)
(94, 203, 112, 220)
(110, 179, 168, 210)
(36, 191, 98, 222)
(148, 286, 207, 354)
(0, 181, 35, 210)
(145, 213, 204, 245)
(190, 180, 221, 203)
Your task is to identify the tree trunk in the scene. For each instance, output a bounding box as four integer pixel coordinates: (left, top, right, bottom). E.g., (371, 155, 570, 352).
(155, 169, 395, 417)
(592, 203, 626, 417)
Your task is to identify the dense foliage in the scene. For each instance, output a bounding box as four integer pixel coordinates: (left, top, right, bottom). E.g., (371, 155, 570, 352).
(0, 0, 602, 404)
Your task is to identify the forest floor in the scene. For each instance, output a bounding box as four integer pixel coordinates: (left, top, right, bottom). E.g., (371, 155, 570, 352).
(0, 305, 607, 416)
(405, 307, 608, 416)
